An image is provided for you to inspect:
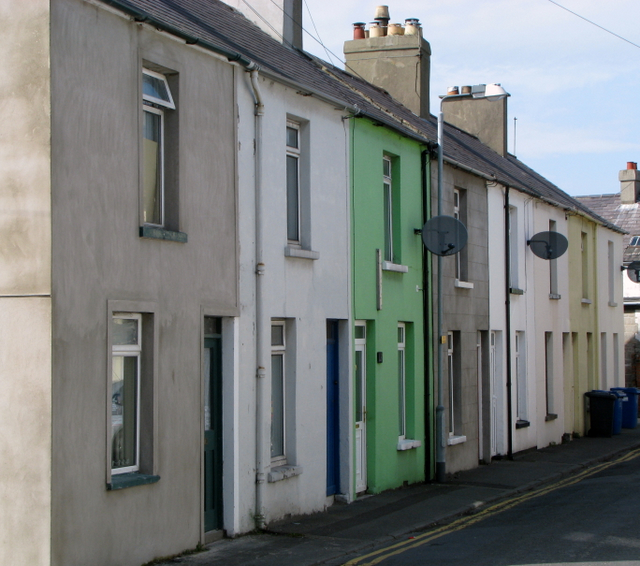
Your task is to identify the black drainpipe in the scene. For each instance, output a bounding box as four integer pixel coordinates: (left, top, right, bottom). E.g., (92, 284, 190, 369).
(504, 185, 514, 460)
(421, 148, 434, 480)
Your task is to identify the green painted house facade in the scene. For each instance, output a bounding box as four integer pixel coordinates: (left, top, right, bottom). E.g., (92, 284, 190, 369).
(350, 117, 432, 494)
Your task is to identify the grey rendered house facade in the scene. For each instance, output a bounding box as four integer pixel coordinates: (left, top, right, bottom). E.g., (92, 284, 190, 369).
(2, 0, 243, 564)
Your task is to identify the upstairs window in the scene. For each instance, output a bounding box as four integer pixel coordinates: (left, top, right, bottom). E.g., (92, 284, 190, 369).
(142, 69, 175, 229)
(383, 156, 394, 262)
(286, 122, 301, 243)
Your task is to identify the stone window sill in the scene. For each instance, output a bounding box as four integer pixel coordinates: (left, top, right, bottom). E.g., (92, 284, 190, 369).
(609, 301, 618, 307)
(397, 438, 422, 451)
(545, 413, 558, 422)
(284, 246, 320, 260)
(140, 225, 188, 243)
(447, 435, 467, 446)
(268, 465, 303, 483)
(510, 287, 524, 295)
(382, 261, 408, 273)
(581, 298, 592, 304)
(454, 279, 474, 289)
(107, 472, 160, 491)
(549, 293, 561, 300)
(516, 419, 530, 429)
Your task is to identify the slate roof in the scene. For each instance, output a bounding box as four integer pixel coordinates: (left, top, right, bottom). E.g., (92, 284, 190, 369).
(576, 194, 639, 262)
(102, 0, 623, 234)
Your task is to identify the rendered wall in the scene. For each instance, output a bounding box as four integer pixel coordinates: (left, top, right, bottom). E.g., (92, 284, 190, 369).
(432, 165, 489, 473)
(234, 70, 352, 528)
(351, 119, 426, 493)
(595, 227, 625, 390)
(49, 1, 238, 564)
(0, 1, 52, 564)
(530, 202, 569, 449)
(568, 216, 599, 435)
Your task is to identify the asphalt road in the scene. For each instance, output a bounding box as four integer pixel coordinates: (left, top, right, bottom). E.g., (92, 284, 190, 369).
(341, 450, 640, 566)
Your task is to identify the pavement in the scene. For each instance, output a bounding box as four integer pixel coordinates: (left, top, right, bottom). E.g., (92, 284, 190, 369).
(157, 427, 640, 566)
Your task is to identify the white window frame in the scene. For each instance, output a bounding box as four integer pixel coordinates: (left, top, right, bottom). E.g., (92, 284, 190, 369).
(271, 320, 287, 466)
(142, 68, 175, 228)
(447, 331, 455, 437)
(515, 331, 527, 421)
(383, 156, 393, 263)
(581, 231, 589, 300)
(454, 189, 462, 280)
(509, 206, 519, 290)
(398, 323, 406, 439)
(549, 220, 559, 298)
(111, 313, 142, 475)
(286, 121, 301, 244)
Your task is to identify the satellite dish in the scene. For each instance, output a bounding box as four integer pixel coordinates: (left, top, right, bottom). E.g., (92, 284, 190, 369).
(421, 215, 468, 257)
(627, 261, 640, 283)
(527, 231, 568, 260)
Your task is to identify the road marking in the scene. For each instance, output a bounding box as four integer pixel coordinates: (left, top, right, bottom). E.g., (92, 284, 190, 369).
(343, 447, 640, 566)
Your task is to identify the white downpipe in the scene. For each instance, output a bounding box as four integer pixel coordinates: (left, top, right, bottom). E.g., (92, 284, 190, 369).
(249, 67, 267, 529)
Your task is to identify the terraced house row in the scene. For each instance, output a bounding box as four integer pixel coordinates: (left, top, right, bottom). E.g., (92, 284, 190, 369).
(0, 0, 625, 565)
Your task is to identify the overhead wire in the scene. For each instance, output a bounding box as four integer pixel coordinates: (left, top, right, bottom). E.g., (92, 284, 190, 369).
(548, 0, 640, 50)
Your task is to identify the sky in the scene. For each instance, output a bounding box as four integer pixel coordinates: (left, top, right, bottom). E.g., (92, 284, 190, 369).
(300, 0, 640, 196)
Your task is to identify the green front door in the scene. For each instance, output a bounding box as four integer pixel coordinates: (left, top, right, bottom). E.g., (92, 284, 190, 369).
(204, 318, 223, 532)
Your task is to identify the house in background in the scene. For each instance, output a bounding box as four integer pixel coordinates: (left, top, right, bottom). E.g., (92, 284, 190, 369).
(343, 6, 625, 472)
(576, 163, 640, 388)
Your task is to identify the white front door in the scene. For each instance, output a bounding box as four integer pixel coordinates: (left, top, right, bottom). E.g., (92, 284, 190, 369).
(355, 323, 367, 493)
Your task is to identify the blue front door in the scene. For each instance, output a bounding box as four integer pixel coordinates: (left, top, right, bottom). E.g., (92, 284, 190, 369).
(326, 320, 340, 496)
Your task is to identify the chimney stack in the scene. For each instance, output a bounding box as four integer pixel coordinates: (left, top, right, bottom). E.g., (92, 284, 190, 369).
(441, 85, 509, 156)
(344, 6, 431, 118)
(225, 0, 302, 49)
(620, 161, 640, 204)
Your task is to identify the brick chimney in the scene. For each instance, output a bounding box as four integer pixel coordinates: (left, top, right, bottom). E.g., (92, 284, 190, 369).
(441, 85, 509, 156)
(224, 0, 302, 49)
(620, 162, 640, 204)
(343, 8, 431, 118)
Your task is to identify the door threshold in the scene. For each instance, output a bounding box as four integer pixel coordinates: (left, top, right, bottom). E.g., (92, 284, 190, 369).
(204, 529, 224, 545)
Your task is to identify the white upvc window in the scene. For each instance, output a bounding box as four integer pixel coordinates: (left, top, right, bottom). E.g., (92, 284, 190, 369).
(383, 156, 393, 262)
(398, 323, 406, 439)
(453, 189, 461, 280)
(549, 220, 559, 298)
(515, 331, 527, 421)
(271, 320, 287, 465)
(581, 231, 589, 300)
(447, 331, 455, 436)
(111, 314, 142, 474)
(142, 69, 175, 228)
(286, 122, 301, 243)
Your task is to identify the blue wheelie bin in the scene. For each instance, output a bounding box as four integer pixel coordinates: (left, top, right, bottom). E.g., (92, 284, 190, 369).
(611, 387, 640, 429)
(606, 390, 626, 434)
(585, 390, 617, 437)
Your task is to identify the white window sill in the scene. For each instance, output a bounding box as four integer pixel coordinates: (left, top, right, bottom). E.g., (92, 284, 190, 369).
(454, 279, 474, 289)
(382, 261, 408, 273)
(581, 298, 592, 304)
(549, 293, 561, 300)
(268, 464, 303, 483)
(397, 438, 422, 451)
(284, 246, 319, 260)
(447, 435, 467, 446)
(609, 301, 618, 307)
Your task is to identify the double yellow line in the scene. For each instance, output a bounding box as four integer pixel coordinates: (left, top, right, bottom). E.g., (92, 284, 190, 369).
(343, 447, 640, 566)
